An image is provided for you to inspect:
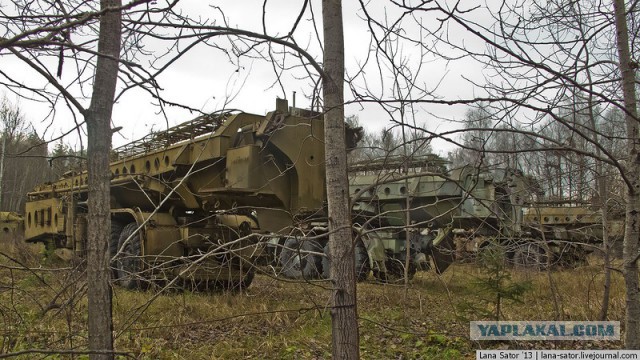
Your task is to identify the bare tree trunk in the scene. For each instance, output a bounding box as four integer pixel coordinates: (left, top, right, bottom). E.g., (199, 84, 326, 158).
(587, 93, 612, 321)
(598, 184, 612, 320)
(578, 24, 612, 321)
(587, 103, 613, 321)
(86, 1, 121, 358)
(322, 0, 359, 358)
(613, 0, 640, 348)
(401, 112, 412, 298)
(0, 134, 5, 210)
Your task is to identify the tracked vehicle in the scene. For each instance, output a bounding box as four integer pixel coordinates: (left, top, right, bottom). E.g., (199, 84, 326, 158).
(23, 99, 327, 289)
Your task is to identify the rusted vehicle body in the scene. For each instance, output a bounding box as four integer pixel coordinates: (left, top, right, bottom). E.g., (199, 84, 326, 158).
(22, 98, 617, 288)
(24, 99, 325, 289)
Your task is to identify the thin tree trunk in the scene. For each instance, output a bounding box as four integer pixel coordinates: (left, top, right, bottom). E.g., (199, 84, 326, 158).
(587, 91, 612, 321)
(0, 134, 5, 210)
(322, 0, 359, 358)
(598, 187, 612, 320)
(86, 1, 121, 359)
(613, 0, 640, 348)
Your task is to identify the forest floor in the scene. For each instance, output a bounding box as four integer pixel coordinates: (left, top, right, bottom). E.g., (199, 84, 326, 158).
(0, 237, 628, 359)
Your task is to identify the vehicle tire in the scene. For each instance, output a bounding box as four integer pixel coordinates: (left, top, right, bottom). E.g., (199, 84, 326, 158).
(322, 239, 370, 281)
(115, 222, 143, 289)
(109, 220, 124, 279)
(279, 237, 323, 279)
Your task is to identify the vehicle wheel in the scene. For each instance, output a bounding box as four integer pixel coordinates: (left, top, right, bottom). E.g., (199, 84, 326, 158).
(279, 237, 323, 279)
(109, 220, 124, 279)
(512, 242, 547, 270)
(115, 222, 143, 289)
(322, 239, 370, 281)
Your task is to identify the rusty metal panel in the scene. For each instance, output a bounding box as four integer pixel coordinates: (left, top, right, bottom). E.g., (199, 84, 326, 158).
(225, 145, 260, 190)
(24, 198, 65, 241)
(145, 226, 183, 258)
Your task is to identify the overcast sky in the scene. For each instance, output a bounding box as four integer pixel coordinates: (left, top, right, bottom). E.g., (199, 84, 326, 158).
(4, 0, 498, 156)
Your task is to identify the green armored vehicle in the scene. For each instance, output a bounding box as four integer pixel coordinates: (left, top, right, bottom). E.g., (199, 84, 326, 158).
(274, 157, 519, 281)
(346, 161, 529, 279)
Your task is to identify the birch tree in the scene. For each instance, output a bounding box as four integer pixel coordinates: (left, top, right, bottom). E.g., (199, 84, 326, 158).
(0, 99, 49, 212)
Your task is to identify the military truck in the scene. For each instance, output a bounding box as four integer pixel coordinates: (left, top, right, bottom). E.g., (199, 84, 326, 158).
(343, 161, 528, 279)
(23, 98, 617, 289)
(516, 206, 624, 266)
(447, 171, 622, 268)
(274, 157, 507, 281)
(346, 156, 461, 280)
(23, 99, 327, 289)
(329, 158, 612, 277)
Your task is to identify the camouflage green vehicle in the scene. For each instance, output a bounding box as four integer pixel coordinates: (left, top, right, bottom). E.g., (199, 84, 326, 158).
(338, 158, 612, 277)
(273, 157, 524, 281)
(344, 161, 528, 279)
(451, 172, 621, 268)
(516, 206, 624, 266)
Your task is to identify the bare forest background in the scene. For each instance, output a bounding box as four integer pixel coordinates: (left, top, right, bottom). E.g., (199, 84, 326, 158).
(0, 98, 83, 213)
(0, 0, 639, 358)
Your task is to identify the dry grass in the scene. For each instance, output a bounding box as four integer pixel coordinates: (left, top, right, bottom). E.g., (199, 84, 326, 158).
(0, 242, 628, 359)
